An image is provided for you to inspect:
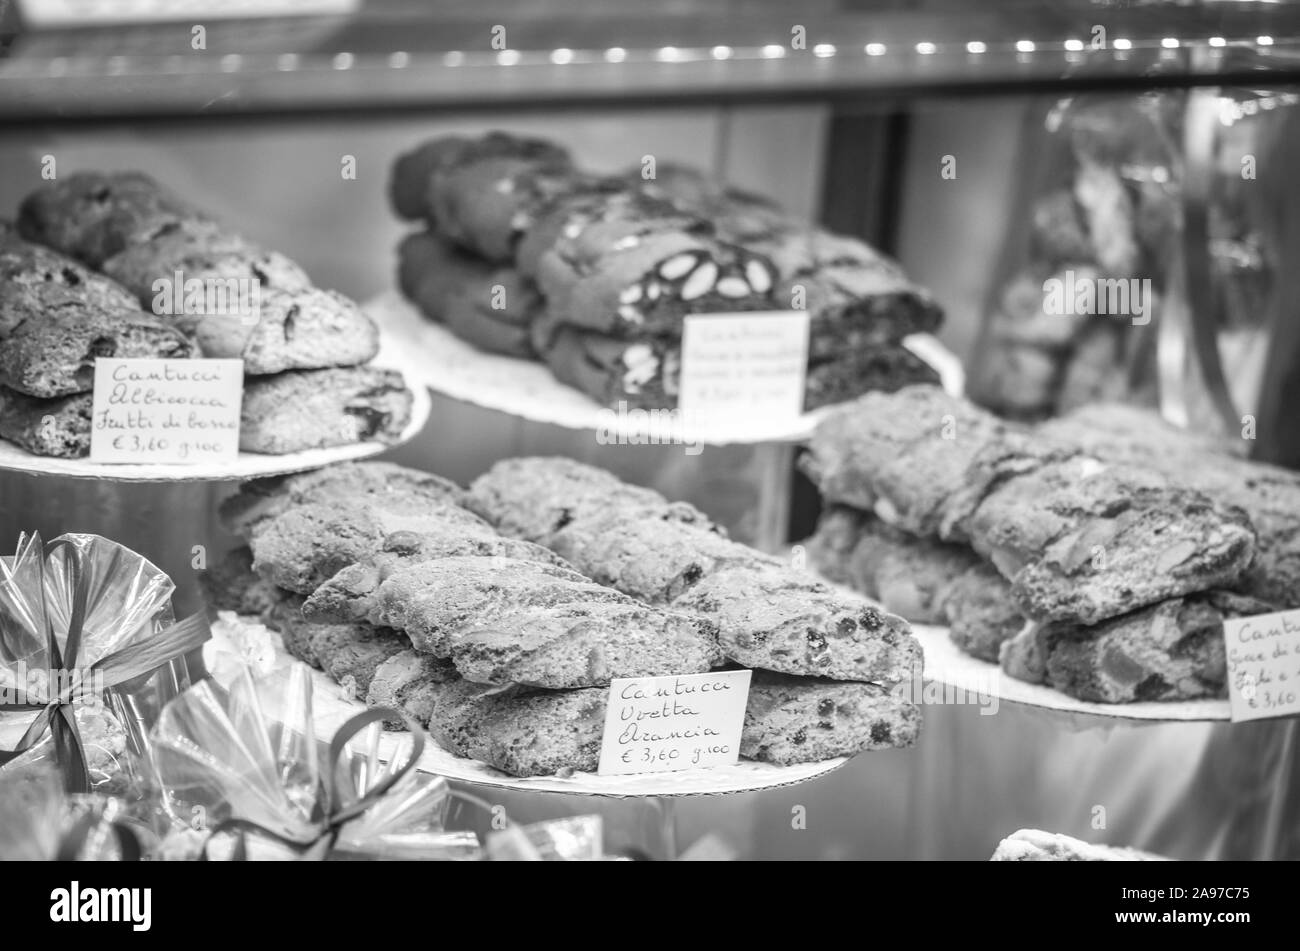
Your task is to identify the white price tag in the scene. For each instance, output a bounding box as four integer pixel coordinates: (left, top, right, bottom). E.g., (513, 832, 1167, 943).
(90, 358, 243, 464)
(597, 670, 752, 776)
(679, 311, 809, 433)
(1224, 609, 1300, 722)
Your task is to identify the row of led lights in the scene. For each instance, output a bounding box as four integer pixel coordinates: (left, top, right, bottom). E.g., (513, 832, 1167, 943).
(37, 34, 1283, 76)
(405, 34, 1279, 69)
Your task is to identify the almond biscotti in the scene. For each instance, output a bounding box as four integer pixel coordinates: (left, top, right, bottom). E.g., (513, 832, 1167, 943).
(389, 132, 576, 262)
(532, 190, 779, 340)
(468, 456, 717, 546)
(672, 562, 920, 684)
(238, 366, 412, 454)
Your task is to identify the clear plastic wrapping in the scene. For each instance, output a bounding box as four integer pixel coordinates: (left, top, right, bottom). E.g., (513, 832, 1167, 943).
(150, 663, 481, 860)
(0, 532, 209, 794)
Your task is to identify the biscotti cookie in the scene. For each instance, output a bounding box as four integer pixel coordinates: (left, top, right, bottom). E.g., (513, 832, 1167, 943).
(845, 520, 983, 625)
(248, 496, 492, 594)
(964, 437, 1256, 624)
(18, 171, 207, 267)
(0, 308, 191, 398)
(548, 510, 771, 605)
(219, 461, 467, 538)
(469, 456, 716, 546)
(802, 505, 870, 587)
(307, 532, 570, 623)
(671, 562, 920, 684)
(347, 555, 723, 690)
(22, 174, 382, 376)
(740, 672, 921, 765)
(736, 227, 943, 357)
(1036, 591, 1274, 703)
(991, 829, 1166, 861)
(238, 366, 412, 454)
(354, 555, 623, 648)
(944, 564, 1025, 663)
(389, 132, 575, 261)
(533, 190, 778, 339)
(197, 546, 282, 618)
(802, 385, 1014, 539)
(1040, 404, 1300, 609)
(430, 680, 606, 777)
(397, 231, 540, 358)
(804, 345, 941, 410)
(365, 649, 459, 729)
(450, 600, 722, 689)
(0, 231, 143, 339)
(533, 319, 680, 409)
(807, 507, 981, 624)
(0, 387, 92, 458)
(106, 221, 378, 375)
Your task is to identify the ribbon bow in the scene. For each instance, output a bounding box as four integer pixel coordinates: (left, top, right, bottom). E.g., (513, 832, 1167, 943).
(202, 707, 426, 861)
(0, 537, 211, 793)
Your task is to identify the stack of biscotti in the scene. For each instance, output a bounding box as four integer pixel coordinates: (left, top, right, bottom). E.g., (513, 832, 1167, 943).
(207, 459, 922, 775)
(802, 384, 1276, 703)
(15, 172, 412, 455)
(0, 229, 193, 456)
(389, 131, 944, 411)
(466, 456, 923, 765)
(208, 460, 717, 775)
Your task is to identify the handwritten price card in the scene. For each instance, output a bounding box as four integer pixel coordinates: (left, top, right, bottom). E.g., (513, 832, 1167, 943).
(90, 358, 243, 464)
(597, 670, 752, 776)
(1224, 609, 1300, 722)
(679, 311, 809, 433)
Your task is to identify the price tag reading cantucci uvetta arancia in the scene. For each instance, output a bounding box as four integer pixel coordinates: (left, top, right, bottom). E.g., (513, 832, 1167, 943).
(597, 670, 752, 776)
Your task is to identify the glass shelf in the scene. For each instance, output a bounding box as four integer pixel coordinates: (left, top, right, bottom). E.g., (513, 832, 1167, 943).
(1, 0, 1298, 121)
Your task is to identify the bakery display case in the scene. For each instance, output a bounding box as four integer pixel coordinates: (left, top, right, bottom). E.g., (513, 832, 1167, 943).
(2, 0, 1300, 869)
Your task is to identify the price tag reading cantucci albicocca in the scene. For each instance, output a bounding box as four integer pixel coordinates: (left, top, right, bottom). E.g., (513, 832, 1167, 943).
(90, 358, 243, 464)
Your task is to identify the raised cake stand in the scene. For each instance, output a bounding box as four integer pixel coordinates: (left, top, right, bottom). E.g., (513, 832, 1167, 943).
(367, 290, 964, 445)
(207, 613, 848, 857)
(0, 332, 431, 482)
(810, 569, 1231, 723)
(368, 290, 962, 552)
(0, 328, 431, 619)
